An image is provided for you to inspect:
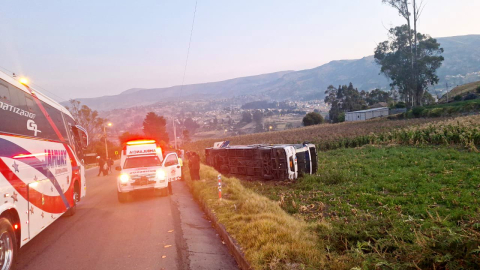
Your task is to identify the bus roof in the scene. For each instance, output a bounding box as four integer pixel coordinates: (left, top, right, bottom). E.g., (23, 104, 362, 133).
(0, 70, 74, 119)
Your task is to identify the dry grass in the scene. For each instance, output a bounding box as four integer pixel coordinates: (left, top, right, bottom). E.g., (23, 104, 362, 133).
(186, 165, 326, 269)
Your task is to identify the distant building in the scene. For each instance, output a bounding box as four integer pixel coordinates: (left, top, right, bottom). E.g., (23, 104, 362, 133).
(345, 107, 389, 122)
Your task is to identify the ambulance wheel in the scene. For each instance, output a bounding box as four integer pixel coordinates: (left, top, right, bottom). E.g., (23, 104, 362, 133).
(0, 218, 17, 270)
(118, 191, 128, 203)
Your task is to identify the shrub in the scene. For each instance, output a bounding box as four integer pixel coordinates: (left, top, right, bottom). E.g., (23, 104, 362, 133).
(454, 95, 462, 101)
(464, 93, 478, 101)
(338, 112, 345, 123)
(406, 110, 414, 118)
(446, 106, 460, 115)
(420, 108, 429, 117)
(428, 107, 444, 117)
(462, 103, 477, 112)
(412, 106, 425, 118)
(387, 112, 405, 120)
(476, 85, 480, 93)
(395, 102, 406, 108)
(303, 112, 324, 126)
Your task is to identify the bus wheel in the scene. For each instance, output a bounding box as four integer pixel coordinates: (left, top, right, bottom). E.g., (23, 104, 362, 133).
(65, 189, 78, 217)
(0, 218, 17, 270)
(118, 191, 128, 203)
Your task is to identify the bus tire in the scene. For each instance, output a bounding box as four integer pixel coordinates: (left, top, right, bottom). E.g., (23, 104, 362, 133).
(117, 191, 128, 203)
(64, 187, 79, 217)
(0, 217, 17, 270)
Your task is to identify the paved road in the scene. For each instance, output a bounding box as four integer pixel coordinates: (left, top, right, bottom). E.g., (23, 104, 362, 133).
(15, 166, 238, 270)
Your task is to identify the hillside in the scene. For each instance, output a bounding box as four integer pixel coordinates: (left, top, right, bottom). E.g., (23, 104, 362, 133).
(68, 35, 480, 111)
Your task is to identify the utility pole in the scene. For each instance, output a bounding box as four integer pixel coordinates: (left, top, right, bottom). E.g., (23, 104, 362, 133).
(446, 82, 449, 103)
(173, 118, 177, 150)
(103, 126, 108, 159)
(104, 122, 112, 159)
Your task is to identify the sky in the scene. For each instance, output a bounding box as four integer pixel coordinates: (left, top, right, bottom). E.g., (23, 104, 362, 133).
(0, 0, 479, 101)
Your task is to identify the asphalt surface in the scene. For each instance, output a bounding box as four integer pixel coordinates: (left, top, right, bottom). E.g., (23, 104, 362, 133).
(15, 165, 238, 270)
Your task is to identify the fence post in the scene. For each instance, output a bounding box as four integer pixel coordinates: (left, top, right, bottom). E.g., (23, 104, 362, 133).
(218, 174, 222, 200)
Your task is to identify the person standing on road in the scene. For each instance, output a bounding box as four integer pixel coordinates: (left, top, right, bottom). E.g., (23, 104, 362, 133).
(97, 156, 106, 177)
(108, 158, 114, 172)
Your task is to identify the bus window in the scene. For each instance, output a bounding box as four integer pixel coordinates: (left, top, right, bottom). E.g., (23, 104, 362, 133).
(0, 82, 10, 102)
(9, 86, 21, 106)
(70, 125, 88, 160)
(25, 95, 36, 112)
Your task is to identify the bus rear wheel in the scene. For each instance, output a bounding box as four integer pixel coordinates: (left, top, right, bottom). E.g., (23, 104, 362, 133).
(0, 218, 17, 270)
(65, 189, 79, 217)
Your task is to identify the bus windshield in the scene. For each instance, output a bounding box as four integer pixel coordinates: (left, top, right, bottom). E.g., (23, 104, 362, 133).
(124, 156, 161, 169)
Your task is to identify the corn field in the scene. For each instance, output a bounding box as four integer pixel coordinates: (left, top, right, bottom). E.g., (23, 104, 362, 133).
(185, 115, 480, 155)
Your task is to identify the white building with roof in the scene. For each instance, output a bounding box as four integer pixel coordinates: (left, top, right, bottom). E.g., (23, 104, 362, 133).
(345, 107, 389, 122)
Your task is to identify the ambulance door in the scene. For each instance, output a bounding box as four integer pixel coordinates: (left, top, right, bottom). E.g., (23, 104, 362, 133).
(163, 154, 181, 182)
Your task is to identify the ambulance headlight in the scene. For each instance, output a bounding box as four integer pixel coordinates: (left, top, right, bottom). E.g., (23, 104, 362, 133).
(119, 173, 130, 183)
(156, 169, 166, 180)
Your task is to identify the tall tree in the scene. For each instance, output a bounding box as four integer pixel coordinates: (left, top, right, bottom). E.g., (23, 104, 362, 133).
(66, 99, 106, 141)
(241, 111, 252, 123)
(182, 129, 191, 143)
(324, 83, 367, 123)
(366, 89, 391, 105)
(183, 117, 200, 134)
(379, 0, 439, 106)
(252, 110, 264, 125)
(118, 132, 143, 145)
(374, 25, 444, 106)
(142, 112, 169, 143)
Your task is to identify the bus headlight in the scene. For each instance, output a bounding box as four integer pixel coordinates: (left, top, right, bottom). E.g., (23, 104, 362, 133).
(156, 169, 166, 181)
(119, 173, 130, 184)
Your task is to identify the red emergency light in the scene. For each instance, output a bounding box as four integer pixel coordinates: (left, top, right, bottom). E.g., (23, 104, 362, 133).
(126, 140, 156, 145)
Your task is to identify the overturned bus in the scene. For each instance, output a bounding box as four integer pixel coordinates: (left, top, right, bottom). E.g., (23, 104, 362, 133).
(205, 142, 317, 181)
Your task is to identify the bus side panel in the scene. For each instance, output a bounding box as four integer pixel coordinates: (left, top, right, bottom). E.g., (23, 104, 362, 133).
(0, 135, 72, 244)
(0, 171, 29, 246)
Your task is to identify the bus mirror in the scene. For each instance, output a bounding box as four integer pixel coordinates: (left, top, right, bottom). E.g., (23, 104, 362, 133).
(75, 125, 89, 147)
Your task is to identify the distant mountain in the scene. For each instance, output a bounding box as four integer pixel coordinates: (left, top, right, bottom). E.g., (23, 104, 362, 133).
(67, 35, 480, 111)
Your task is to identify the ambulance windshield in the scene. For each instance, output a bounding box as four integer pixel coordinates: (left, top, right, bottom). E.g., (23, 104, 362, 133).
(124, 156, 161, 169)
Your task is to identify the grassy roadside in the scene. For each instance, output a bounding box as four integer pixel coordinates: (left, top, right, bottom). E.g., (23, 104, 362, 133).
(243, 146, 480, 269)
(184, 115, 480, 269)
(185, 165, 326, 269)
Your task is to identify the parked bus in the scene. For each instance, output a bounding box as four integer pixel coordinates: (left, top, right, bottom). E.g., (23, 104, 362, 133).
(0, 71, 88, 268)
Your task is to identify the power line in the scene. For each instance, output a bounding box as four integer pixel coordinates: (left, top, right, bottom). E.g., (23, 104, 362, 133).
(179, 0, 198, 94)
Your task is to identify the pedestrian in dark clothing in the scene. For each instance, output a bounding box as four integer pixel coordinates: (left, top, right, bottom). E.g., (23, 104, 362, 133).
(186, 152, 193, 179)
(108, 158, 113, 172)
(97, 156, 107, 176)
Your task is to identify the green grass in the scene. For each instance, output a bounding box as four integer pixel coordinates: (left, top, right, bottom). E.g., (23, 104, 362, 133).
(425, 98, 480, 109)
(243, 146, 480, 269)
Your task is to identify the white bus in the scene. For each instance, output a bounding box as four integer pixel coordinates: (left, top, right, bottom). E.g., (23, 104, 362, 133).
(0, 70, 88, 269)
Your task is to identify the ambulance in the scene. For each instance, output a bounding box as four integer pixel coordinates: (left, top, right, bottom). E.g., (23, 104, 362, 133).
(116, 140, 181, 202)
